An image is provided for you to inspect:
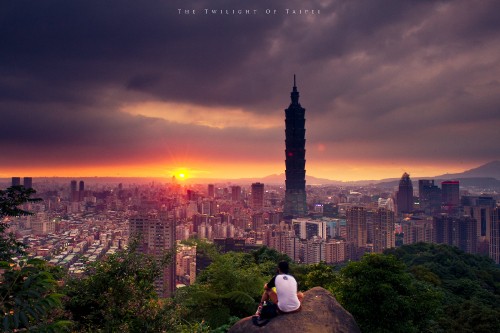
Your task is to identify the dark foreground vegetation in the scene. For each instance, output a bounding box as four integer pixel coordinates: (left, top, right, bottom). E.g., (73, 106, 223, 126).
(1, 186, 500, 332)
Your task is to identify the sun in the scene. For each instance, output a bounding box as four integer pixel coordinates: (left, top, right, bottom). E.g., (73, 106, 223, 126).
(173, 168, 190, 180)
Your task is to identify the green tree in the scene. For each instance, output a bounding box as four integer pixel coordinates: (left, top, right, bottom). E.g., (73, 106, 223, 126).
(177, 251, 266, 329)
(333, 253, 442, 333)
(0, 186, 70, 332)
(251, 246, 292, 277)
(386, 242, 500, 332)
(0, 259, 71, 332)
(301, 262, 338, 291)
(0, 186, 41, 261)
(64, 241, 176, 332)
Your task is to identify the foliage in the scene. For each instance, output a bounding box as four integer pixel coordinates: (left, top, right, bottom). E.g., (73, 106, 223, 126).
(301, 262, 338, 292)
(0, 186, 69, 332)
(64, 241, 176, 332)
(332, 253, 442, 333)
(0, 186, 42, 219)
(251, 246, 291, 265)
(386, 242, 500, 332)
(177, 251, 266, 329)
(192, 238, 221, 260)
(251, 246, 292, 277)
(0, 259, 71, 332)
(0, 186, 42, 261)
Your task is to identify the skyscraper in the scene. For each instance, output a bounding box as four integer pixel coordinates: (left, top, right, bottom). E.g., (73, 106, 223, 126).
(231, 185, 241, 202)
(284, 75, 307, 217)
(251, 182, 264, 211)
(207, 184, 215, 198)
(79, 180, 85, 201)
(441, 180, 460, 206)
(346, 206, 367, 260)
(418, 179, 441, 215)
(129, 213, 176, 297)
(11, 177, 21, 187)
(490, 207, 500, 264)
(23, 177, 33, 189)
(396, 172, 414, 214)
(373, 208, 395, 253)
(70, 180, 78, 202)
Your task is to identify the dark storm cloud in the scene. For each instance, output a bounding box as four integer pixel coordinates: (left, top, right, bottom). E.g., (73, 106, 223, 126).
(1, 0, 499, 173)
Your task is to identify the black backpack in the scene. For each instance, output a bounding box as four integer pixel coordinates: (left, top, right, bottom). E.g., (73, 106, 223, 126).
(252, 301, 278, 327)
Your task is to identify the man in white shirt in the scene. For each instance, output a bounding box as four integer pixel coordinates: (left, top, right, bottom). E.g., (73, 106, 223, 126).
(256, 261, 303, 316)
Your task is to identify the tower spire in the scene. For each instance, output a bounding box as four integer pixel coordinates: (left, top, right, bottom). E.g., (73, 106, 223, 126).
(291, 74, 299, 104)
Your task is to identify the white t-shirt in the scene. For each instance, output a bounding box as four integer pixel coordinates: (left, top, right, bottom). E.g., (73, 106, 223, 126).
(267, 274, 301, 312)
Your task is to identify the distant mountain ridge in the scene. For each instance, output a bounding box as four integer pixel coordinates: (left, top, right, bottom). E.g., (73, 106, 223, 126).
(1, 161, 498, 187)
(434, 160, 500, 179)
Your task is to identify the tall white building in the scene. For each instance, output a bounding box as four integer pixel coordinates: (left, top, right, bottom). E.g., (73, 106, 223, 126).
(292, 218, 327, 240)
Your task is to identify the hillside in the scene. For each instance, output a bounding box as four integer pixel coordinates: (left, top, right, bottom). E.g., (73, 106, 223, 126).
(435, 160, 500, 179)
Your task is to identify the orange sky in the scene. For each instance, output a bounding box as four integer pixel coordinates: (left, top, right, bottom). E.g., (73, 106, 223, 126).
(1, 1, 499, 183)
(0, 160, 480, 182)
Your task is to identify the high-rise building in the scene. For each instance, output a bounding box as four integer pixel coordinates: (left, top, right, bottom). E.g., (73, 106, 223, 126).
(402, 218, 434, 245)
(304, 237, 325, 264)
(11, 177, 21, 187)
(490, 207, 500, 264)
(463, 205, 494, 243)
(284, 76, 307, 217)
(207, 184, 215, 198)
(70, 180, 77, 192)
(129, 213, 176, 297)
(292, 218, 327, 240)
(23, 177, 33, 189)
(325, 240, 346, 264)
(252, 213, 264, 231)
(396, 172, 414, 214)
(79, 180, 85, 201)
(186, 189, 197, 201)
(433, 214, 477, 254)
(251, 182, 265, 211)
(346, 206, 367, 260)
(70, 180, 78, 202)
(441, 180, 460, 206)
(418, 179, 441, 215)
(231, 186, 241, 202)
(373, 208, 395, 253)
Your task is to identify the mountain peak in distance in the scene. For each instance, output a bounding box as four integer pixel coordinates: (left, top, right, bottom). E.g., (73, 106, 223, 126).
(435, 160, 500, 179)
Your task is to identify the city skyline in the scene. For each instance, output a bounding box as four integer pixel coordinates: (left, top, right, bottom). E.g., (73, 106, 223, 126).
(1, 0, 499, 181)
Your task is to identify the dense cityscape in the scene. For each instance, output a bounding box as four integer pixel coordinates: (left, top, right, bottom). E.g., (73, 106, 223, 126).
(2, 1, 500, 331)
(3, 78, 499, 300)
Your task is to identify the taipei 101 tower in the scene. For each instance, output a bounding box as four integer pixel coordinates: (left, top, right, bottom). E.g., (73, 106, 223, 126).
(284, 75, 307, 217)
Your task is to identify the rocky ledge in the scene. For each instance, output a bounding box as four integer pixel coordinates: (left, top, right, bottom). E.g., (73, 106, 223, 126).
(228, 287, 361, 333)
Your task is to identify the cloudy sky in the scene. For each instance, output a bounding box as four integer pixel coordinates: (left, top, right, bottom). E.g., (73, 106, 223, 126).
(1, 0, 499, 181)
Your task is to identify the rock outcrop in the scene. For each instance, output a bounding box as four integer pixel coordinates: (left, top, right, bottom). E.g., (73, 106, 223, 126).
(228, 287, 361, 333)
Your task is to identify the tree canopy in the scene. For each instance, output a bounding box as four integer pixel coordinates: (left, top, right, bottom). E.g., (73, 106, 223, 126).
(0, 186, 69, 332)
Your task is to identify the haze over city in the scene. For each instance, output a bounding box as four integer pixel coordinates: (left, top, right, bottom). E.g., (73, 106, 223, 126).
(1, 0, 499, 180)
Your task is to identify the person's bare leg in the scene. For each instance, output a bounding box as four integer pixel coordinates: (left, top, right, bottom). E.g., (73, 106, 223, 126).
(297, 291, 304, 304)
(260, 290, 270, 303)
(257, 289, 278, 316)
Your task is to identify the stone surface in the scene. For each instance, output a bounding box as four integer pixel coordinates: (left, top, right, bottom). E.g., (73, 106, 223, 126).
(228, 287, 361, 333)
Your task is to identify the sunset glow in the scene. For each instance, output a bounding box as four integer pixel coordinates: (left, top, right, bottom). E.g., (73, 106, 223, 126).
(1, 1, 498, 183)
(0, 160, 482, 182)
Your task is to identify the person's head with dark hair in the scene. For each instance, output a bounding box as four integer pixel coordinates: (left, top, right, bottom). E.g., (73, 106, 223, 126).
(278, 261, 289, 274)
